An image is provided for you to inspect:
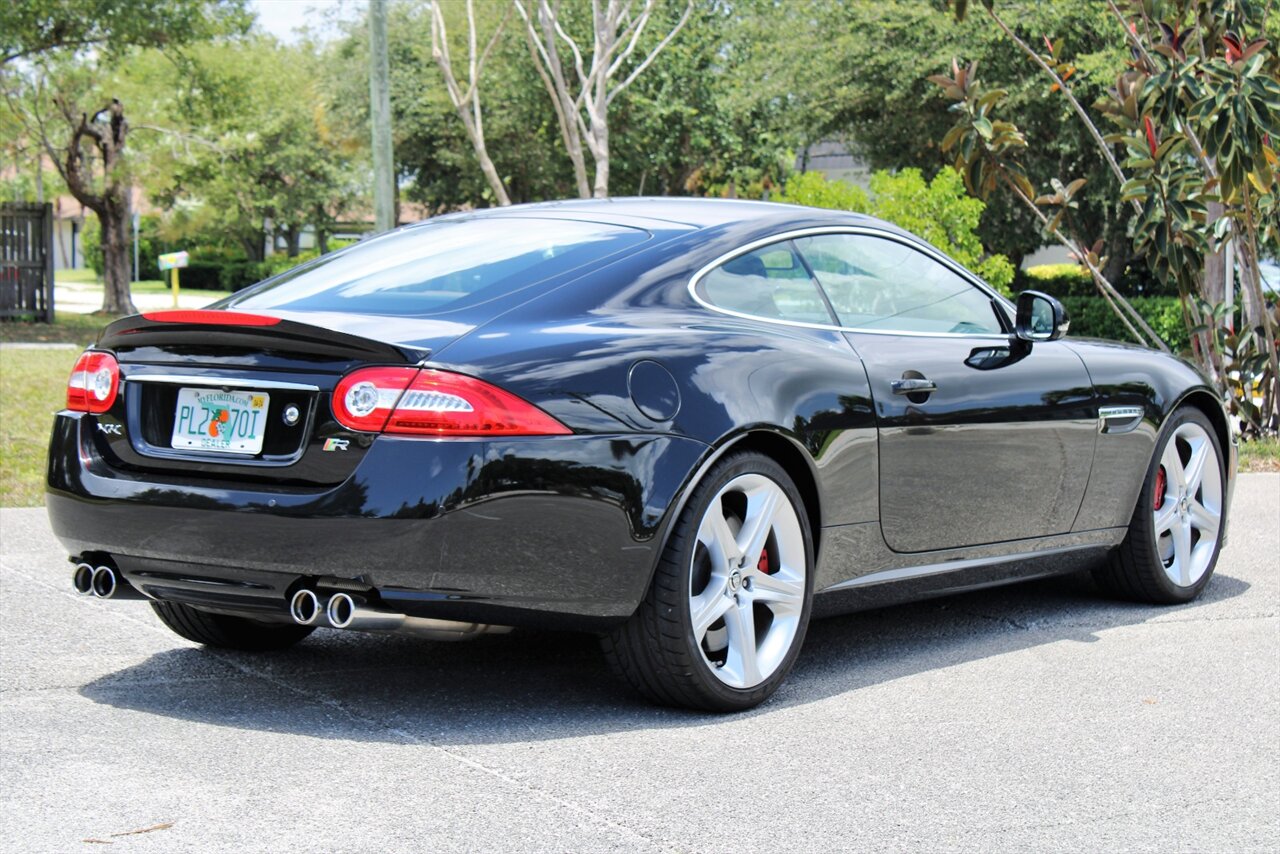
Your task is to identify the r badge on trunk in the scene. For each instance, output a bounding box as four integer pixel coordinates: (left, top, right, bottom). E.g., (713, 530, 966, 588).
(323, 438, 350, 452)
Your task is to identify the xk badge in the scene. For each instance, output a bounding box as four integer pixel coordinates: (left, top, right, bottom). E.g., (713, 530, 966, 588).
(323, 438, 350, 452)
(96, 423, 122, 436)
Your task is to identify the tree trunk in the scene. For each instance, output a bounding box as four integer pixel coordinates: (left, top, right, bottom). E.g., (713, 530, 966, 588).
(1101, 241, 1132, 290)
(99, 197, 135, 315)
(1202, 202, 1226, 306)
(283, 224, 301, 257)
(592, 124, 610, 199)
(239, 231, 265, 263)
(474, 140, 511, 206)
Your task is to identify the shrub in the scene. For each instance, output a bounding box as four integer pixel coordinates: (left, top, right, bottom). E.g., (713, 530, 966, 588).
(219, 260, 269, 292)
(1017, 264, 1094, 298)
(775, 171, 870, 212)
(177, 261, 227, 291)
(1061, 295, 1188, 351)
(1014, 263, 1175, 299)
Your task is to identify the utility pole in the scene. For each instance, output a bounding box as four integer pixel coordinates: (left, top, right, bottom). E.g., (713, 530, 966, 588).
(369, 0, 395, 234)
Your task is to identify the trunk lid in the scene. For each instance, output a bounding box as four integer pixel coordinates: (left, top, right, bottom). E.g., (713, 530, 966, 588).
(88, 311, 470, 488)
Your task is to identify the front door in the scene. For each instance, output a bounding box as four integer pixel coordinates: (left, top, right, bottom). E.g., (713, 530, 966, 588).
(793, 232, 1096, 553)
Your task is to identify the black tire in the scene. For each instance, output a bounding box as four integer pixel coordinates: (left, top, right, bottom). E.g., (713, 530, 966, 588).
(150, 601, 314, 651)
(603, 451, 815, 712)
(1093, 406, 1226, 604)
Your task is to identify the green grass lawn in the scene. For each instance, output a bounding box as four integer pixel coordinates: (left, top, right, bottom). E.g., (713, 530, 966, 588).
(56, 267, 232, 301)
(0, 348, 79, 507)
(0, 312, 118, 347)
(54, 268, 100, 285)
(1239, 435, 1280, 472)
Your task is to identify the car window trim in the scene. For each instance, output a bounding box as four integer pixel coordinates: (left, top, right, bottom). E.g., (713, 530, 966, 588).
(689, 225, 1016, 339)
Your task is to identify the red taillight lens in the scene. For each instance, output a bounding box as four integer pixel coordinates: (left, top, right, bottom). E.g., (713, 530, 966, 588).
(67, 351, 119, 413)
(331, 367, 571, 437)
(332, 366, 417, 433)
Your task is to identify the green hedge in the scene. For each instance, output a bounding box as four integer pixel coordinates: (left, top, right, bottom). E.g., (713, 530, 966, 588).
(1015, 263, 1177, 298)
(1061, 295, 1188, 351)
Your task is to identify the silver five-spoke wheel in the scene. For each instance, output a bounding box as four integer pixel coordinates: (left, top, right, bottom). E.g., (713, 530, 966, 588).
(1093, 406, 1227, 604)
(690, 473, 806, 689)
(1152, 421, 1222, 588)
(604, 452, 814, 711)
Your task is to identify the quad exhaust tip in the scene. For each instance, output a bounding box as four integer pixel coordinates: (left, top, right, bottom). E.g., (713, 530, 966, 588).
(289, 589, 323, 626)
(90, 565, 119, 598)
(326, 592, 356, 629)
(72, 563, 95, 594)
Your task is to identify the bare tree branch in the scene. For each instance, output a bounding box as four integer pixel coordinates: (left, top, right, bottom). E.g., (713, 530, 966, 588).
(432, 0, 512, 205)
(514, 0, 693, 198)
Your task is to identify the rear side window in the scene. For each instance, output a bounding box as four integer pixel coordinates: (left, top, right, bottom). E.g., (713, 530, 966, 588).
(226, 217, 648, 316)
(795, 233, 1004, 334)
(696, 241, 834, 325)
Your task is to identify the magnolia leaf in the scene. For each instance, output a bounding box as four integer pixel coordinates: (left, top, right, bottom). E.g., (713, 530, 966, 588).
(972, 116, 994, 139)
(1012, 172, 1035, 199)
(941, 124, 967, 153)
(977, 89, 1007, 109)
(1154, 134, 1186, 161)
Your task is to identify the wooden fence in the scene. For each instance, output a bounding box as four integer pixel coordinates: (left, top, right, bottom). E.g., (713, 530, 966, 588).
(0, 202, 55, 323)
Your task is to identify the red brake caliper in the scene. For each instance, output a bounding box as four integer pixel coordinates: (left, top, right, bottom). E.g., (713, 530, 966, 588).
(1153, 466, 1167, 511)
(756, 549, 771, 574)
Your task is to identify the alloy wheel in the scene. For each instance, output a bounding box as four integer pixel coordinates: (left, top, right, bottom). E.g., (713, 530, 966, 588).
(1152, 421, 1223, 588)
(689, 473, 806, 689)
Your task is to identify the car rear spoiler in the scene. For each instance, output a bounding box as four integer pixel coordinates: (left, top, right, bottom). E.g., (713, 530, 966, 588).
(95, 310, 429, 364)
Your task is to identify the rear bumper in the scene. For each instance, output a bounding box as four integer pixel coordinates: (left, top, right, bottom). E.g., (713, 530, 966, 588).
(47, 412, 707, 630)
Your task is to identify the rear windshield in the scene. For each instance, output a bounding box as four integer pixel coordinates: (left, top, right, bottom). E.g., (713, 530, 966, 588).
(224, 217, 649, 316)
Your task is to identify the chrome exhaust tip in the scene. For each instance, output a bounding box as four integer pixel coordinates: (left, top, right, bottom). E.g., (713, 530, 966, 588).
(90, 565, 118, 599)
(72, 563, 95, 594)
(326, 592, 356, 629)
(289, 589, 322, 626)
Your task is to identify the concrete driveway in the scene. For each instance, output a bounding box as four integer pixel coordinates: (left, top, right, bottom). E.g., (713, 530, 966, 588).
(2, 475, 1276, 852)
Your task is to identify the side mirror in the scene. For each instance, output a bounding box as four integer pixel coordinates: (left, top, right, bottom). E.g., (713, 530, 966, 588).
(1015, 290, 1069, 342)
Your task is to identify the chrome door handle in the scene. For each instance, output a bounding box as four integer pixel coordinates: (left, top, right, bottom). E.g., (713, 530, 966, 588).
(891, 378, 937, 395)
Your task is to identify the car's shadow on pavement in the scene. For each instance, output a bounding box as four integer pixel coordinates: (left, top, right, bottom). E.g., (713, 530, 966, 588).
(80, 571, 1251, 742)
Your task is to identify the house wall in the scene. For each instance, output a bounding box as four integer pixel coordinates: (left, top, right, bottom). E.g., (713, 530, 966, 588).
(52, 216, 85, 270)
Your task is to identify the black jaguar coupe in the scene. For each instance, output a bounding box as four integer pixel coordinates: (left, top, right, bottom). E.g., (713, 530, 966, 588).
(48, 198, 1235, 711)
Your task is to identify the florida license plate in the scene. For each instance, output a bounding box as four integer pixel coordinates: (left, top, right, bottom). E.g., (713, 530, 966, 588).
(171, 388, 269, 455)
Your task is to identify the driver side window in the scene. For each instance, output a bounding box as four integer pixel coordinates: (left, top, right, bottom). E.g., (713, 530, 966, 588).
(794, 234, 1004, 335)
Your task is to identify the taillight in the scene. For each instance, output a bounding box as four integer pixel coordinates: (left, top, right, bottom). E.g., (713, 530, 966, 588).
(331, 367, 571, 437)
(332, 367, 416, 433)
(67, 351, 119, 413)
